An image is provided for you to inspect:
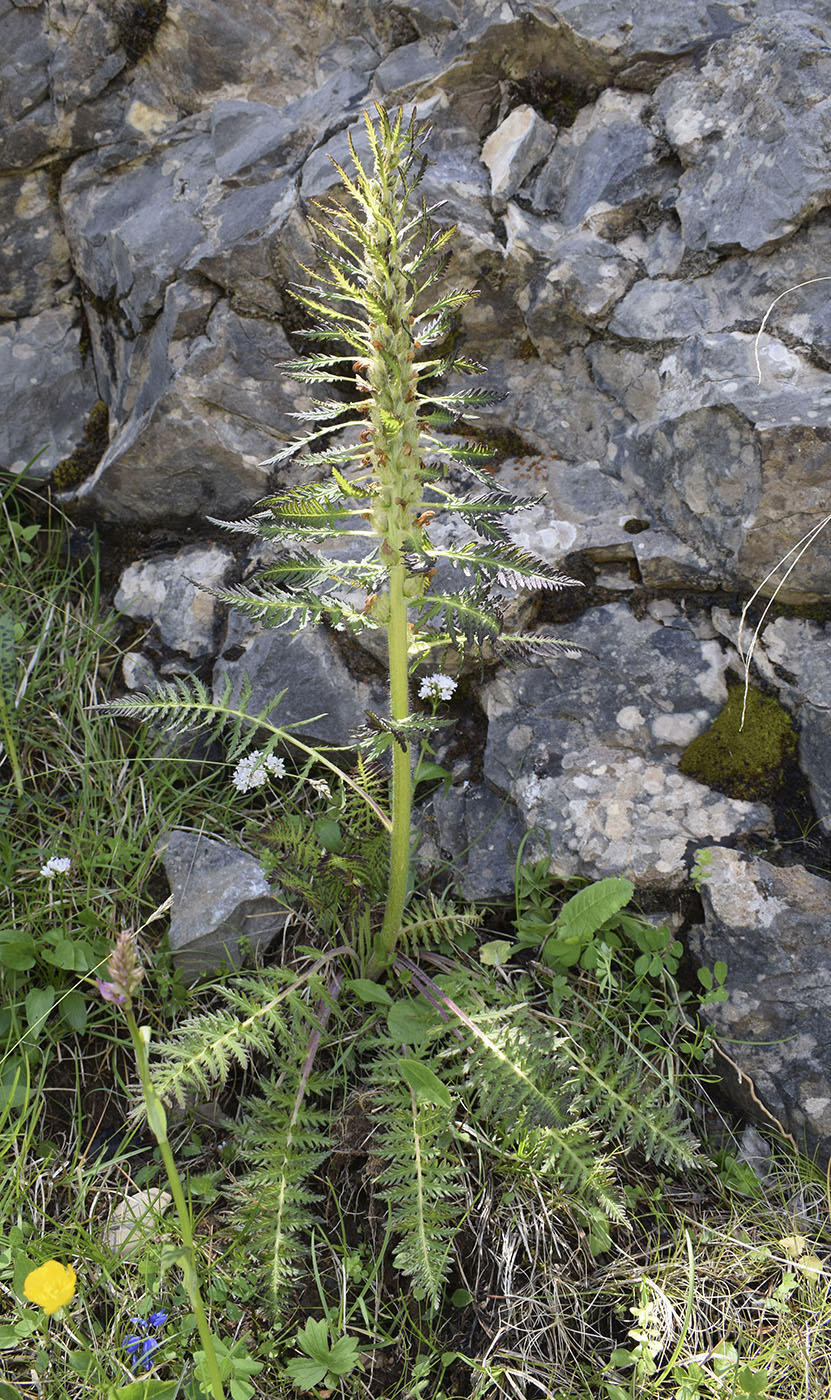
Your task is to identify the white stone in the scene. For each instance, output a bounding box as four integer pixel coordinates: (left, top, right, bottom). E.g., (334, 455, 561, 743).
(481, 105, 555, 201)
(105, 1189, 172, 1256)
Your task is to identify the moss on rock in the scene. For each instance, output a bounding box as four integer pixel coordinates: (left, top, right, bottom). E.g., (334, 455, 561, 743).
(678, 683, 798, 802)
(52, 400, 109, 492)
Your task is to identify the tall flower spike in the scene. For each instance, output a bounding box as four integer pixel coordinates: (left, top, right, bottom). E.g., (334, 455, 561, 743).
(96, 929, 144, 1006)
(207, 105, 582, 972)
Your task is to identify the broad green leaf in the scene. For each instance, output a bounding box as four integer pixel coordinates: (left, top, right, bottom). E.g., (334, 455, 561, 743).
(295, 1317, 331, 1364)
(324, 1334, 362, 1376)
(41, 938, 81, 971)
(397, 1057, 452, 1108)
(346, 978, 392, 1005)
(0, 929, 36, 970)
(25, 986, 55, 1039)
(314, 817, 343, 852)
(479, 939, 514, 966)
(0, 1059, 27, 1110)
(284, 1356, 327, 1390)
(0, 1322, 29, 1348)
(555, 877, 634, 944)
(107, 1383, 179, 1400)
(61, 990, 88, 1034)
(386, 999, 434, 1045)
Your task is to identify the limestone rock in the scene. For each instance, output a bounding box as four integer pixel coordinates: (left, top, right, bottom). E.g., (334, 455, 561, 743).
(512, 746, 770, 885)
(755, 617, 831, 833)
(47, 0, 126, 112)
(595, 336, 831, 597)
(0, 0, 53, 168)
(689, 848, 831, 1163)
(213, 612, 389, 749)
(159, 829, 287, 983)
(656, 13, 831, 251)
(528, 90, 672, 236)
(0, 171, 72, 319)
(114, 544, 234, 658)
(481, 105, 555, 203)
(481, 603, 772, 885)
(1, 307, 98, 480)
(526, 229, 639, 329)
(75, 301, 308, 523)
(121, 650, 162, 692)
(419, 782, 526, 903)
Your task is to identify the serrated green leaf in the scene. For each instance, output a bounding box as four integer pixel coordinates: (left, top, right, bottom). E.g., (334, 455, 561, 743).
(284, 1357, 328, 1390)
(295, 1317, 331, 1364)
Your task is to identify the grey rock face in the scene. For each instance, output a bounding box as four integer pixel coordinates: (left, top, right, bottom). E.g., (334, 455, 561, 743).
(482, 604, 772, 884)
(214, 613, 389, 749)
(0, 171, 72, 319)
(419, 782, 526, 903)
(1, 0, 830, 1177)
(755, 616, 831, 833)
(159, 829, 288, 983)
(689, 848, 831, 1162)
(529, 91, 669, 233)
(656, 14, 831, 251)
(114, 544, 234, 657)
(76, 301, 308, 523)
(514, 748, 769, 885)
(0, 0, 53, 168)
(0, 307, 98, 479)
(481, 105, 555, 203)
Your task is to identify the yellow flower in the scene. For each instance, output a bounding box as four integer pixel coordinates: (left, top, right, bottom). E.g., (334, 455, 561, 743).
(23, 1260, 76, 1315)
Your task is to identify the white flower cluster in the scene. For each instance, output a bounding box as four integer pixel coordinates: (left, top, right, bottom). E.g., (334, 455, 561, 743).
(418, 672, 457, 703)
(41, 856, 71, 878)
(231, 749, 287, 793)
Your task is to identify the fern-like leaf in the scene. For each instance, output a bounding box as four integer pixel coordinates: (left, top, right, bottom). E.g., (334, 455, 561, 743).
(234, 1058, 334, 1313)
(563, 1036, 700, 1170)
(498, 633, 585, 664)
(370, 1046, 464, 1308)
(148, 964, 327, 1107)
(426, 541, 577, 592)
(261, 421, 365, 468)
(415, 583, 503, 649)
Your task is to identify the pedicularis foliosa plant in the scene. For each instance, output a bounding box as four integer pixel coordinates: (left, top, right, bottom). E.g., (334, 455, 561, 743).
(210, 105, 578, 973)
(109, 108, 699, 1324)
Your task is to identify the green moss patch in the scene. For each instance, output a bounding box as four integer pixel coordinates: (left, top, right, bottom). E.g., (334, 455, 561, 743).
(678, 683, 798, 802)
(52, 400, 109, 492)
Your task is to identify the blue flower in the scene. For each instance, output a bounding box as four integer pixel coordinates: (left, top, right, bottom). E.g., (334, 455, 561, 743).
(123, 1311, 168, 1371)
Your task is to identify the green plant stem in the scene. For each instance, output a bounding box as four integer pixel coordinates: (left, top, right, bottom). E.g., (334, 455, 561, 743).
(372, 560, 412, 974)
(126, 1010, 226, 1400)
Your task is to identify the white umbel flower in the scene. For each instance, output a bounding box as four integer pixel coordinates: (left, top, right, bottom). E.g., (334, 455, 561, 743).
(418, 673, 457, 703)
(231, 749, 287, 793)
(40, 856, 71, 878)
